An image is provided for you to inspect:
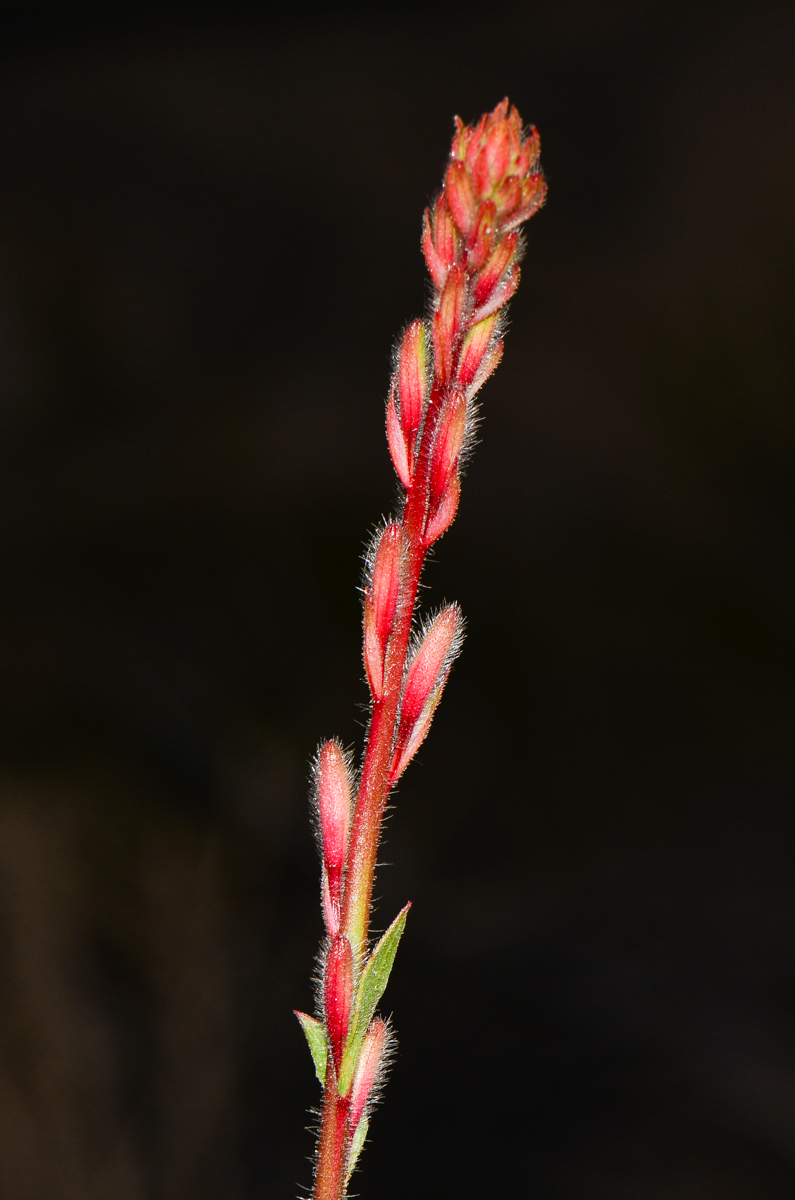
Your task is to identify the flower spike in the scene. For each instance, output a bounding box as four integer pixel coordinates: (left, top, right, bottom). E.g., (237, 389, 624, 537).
(301, 100, 545, 1200)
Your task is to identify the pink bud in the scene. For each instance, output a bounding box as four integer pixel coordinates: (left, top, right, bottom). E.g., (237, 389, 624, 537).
(445, 160, 478, 237)
(424, 474, 460, 547)
(316, 741, 352, 875)
(391, 605, 464, 781)
(397, 320, 427, 447)
(315, 742, 352, 934)
(386, 386, 412, 489)
(472, 232, 518, 310)
(324, 934, 353, 1070)
(456, 315, 498, 392)
(363, 524, 402, 700)
(432, 264, 467, 388)
(349, 1019, 389, 1131)
(430, 389, 467, 502)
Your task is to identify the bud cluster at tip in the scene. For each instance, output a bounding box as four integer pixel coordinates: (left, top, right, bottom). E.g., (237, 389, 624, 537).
(387, 99, 545, 547)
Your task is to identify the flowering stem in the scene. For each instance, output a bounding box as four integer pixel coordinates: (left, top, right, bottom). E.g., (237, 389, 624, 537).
(341, 384, 444, 959)
(297, 100, 546, 1200)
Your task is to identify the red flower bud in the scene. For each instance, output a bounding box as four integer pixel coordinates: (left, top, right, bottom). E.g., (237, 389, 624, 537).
(324, 934, 353, 1070)
(471, 267, 519, 326)
(430, 389, 467, 502)
(445, 160, 478, 238)
(421, 207, 446, 290)
(502, 172, 547, 233)
(391, 605, 464, 782)
(349, 1019, 389, 1131)
(472, 232, 518, 310)
(397, 320, 428, 447)
(424, 474, 460, 547)
(466, 200, 496, 273)
(456, 315, 498, 392)
(432, 263, 467, 388)
(386, 386, 411, 489)
(316, 741, 352, 876)
(364, 523, 402, 700)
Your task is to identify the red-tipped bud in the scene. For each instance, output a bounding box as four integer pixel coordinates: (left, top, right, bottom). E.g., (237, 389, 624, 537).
(386, 386, 412, 489)
(324, 934, 353, 1070)
(363, 523, 402, 699)
(466, 201, 496, 272)
(391, 605, 464, 782)
(432, 264, 467, 388)
(457, 315, 498, 392)
(430, 389, 467, 502)
(397, 320, 428, 446)
(424, 474, 460, 547)
(445, 159, 478, 237)
(349, 1018, 389, 1131)
(473, 232, 518, 310)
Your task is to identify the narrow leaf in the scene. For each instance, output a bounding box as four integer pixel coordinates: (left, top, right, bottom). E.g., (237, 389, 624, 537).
(338, 903, 410, 1094)
(294, 1010, 328, 1085)
(345, 1116, 369, 1186)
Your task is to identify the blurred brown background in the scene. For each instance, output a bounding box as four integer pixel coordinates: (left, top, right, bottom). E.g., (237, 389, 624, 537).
(0, 1, 793, 1196)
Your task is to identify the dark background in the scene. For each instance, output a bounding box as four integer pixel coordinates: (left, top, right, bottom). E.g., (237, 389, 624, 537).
(0, 1, 793, 1196)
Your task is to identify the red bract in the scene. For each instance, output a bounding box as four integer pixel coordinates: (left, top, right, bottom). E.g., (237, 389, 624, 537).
(301, 100, 545, 1200)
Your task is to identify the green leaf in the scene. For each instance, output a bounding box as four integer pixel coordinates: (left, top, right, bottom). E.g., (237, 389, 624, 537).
(338, 903, 410, 1094)
(295, 1010, 328, 1085)
(345, 1116, 369, 1185)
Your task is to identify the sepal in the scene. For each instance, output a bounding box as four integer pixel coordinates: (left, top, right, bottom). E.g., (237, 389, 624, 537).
(294, 1011, 328, 1085)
